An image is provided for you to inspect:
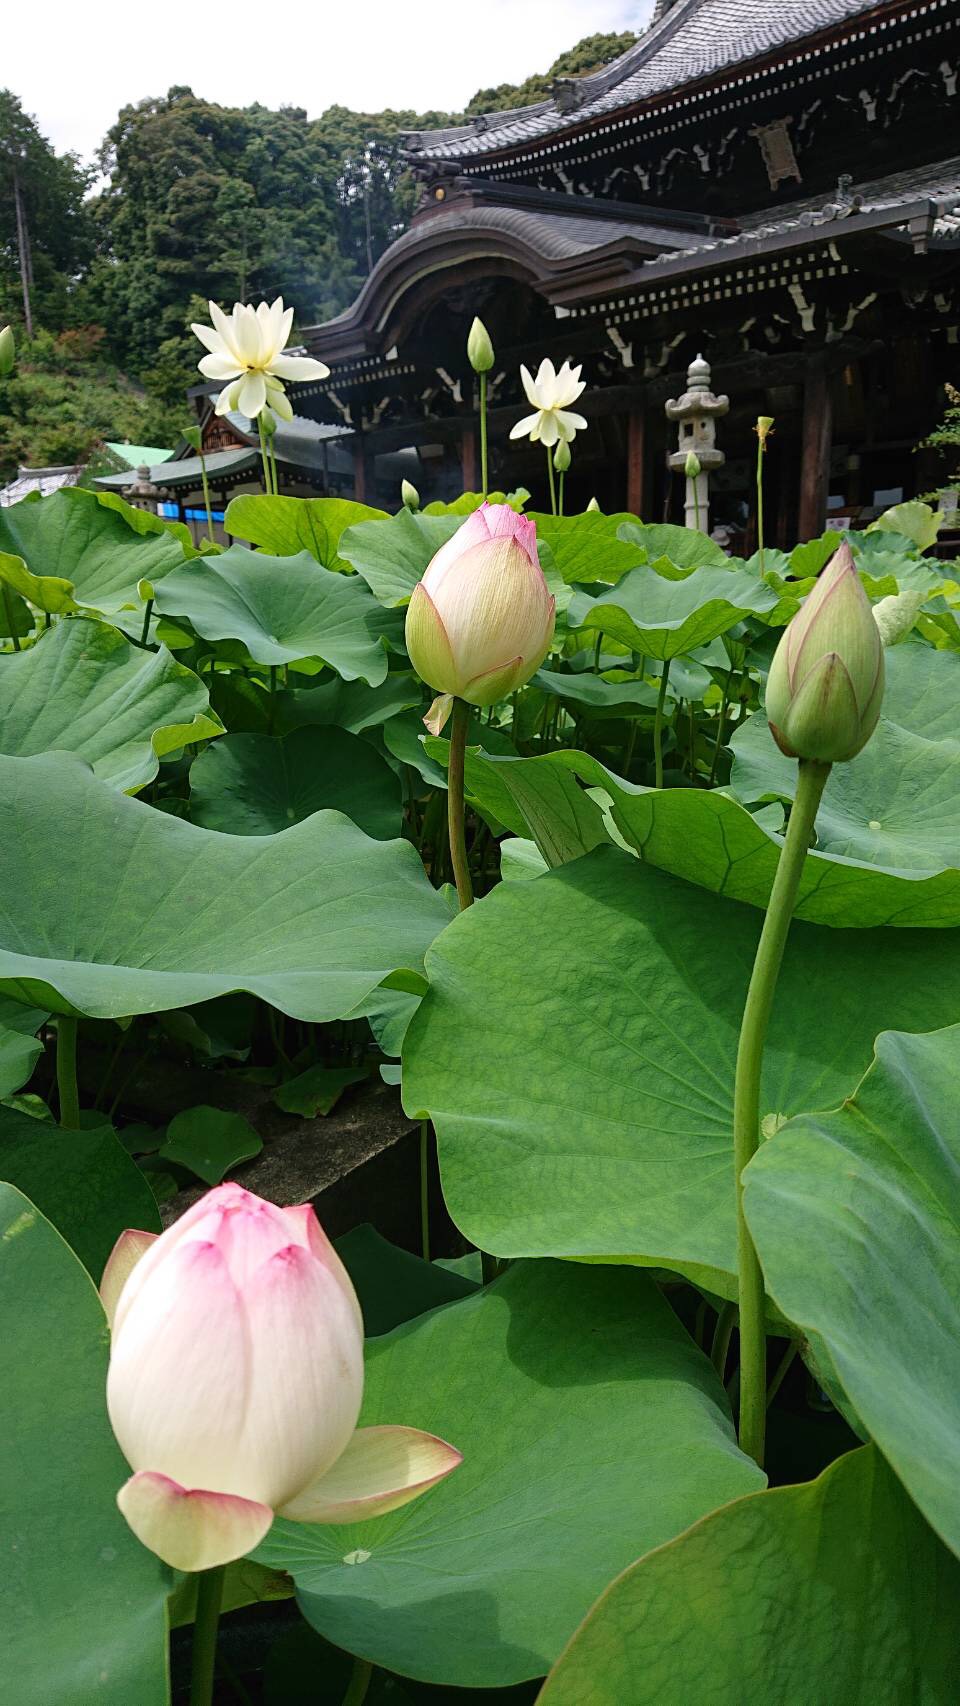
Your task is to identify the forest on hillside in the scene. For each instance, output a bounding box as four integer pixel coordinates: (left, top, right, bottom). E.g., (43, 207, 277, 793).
(0, 32, 636, 476)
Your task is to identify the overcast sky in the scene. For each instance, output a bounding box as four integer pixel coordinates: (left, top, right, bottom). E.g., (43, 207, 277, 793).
(8, 0, 652, 168)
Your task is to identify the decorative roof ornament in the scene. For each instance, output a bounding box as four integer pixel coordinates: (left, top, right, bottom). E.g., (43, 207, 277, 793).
(552, 78, 585, 116)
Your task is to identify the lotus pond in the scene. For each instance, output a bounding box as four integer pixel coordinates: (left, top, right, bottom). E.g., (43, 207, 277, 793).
(2, 411, 959, 1704)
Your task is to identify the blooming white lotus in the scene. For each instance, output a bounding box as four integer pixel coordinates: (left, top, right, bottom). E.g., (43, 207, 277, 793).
(509, 358, 587, 448)
(103, 1182, 461, 1571)
(191, 298, 330, 422)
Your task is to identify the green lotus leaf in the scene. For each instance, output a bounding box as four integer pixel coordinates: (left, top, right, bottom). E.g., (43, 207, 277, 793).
(189, 726, 401, 839)
(255, 1260, 762, 1687)
(0, 487, 189, 615)
(868, 498, 943, 552)
(529, 512, 646, 583)
(534, 666, 659, 717)
(745, 1022, 960, 1558)
(224, 494, 386, 570)
(158, 1104, 262, 1185)
(152, 547, 399, 678)
(538, 1446, 960, 1706)
(0, 751, 451, 1021)
(339, 509, 461, 607)
(0, 616, 223, 792)
(454, 745, 960, 926)
(616, 520, 730, 572)
(0, 1183, 170, 1704)
(402, 848, 960, 1293)
(570, 563, 780, 658)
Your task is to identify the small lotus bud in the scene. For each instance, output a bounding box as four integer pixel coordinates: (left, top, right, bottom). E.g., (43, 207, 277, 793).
(553, 439, 571, 473)
(182, 425, 202, 453)
(405, 501, 555, 710)
(467, 317, 494, 374)
(765, 541, 884, 763)
(872, 589, 926, 646)
(0, 325, 15, 377)
(260, 411, 277, 440)
(586, 496, 601, 513)
(684, 450, 702, 480)
(401, 479, 420, 511)
(755, 415, 774, 446)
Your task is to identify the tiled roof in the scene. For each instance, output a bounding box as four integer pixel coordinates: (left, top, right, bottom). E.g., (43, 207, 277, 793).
(405, 0, 894, 161)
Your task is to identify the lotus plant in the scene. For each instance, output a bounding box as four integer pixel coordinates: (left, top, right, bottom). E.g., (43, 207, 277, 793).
(732, 541, 884, 1468)
(192, 297, 330, 491)
(509, 358, 587, 514)
(405, 502, 555, 911)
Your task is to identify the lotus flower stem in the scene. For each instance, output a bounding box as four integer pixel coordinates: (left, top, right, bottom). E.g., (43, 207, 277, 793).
(545, 448, 557, 517)
(198, 448, 215, 543)
(558, 470, 565, 517)
(447, 698, 474, 910)
(479, 372, 489, 499)
(139, 598, 153, 648)
(257, 416, 276, 495)
(189, 1564, 225, 1706)
(756, 446, 765, 574)
(733, 756, 830, 1465)
(653, 660, 671, 789)
(708, 665, 736, 787)
(56, 1015, 80, 1129)
(342, 1657, 374, 1706)
(710, 1301, 737, 1380)
(1, 583, 21, 651)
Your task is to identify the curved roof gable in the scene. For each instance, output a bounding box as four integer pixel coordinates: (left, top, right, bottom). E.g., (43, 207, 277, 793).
(404, 0, 898, 162)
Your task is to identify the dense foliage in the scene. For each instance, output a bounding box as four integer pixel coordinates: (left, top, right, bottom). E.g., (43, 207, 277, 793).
(1, 401, 958, 1698)
(463, 30, 638, 116)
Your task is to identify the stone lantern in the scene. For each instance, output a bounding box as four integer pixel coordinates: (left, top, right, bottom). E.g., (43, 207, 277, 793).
(665, 354, 729, 532)
(125, 464, 169, 516)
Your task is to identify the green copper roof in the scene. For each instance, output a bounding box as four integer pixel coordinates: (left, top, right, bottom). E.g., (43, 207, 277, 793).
(94, 447, 261, 491)
(104, 442, 175, 468)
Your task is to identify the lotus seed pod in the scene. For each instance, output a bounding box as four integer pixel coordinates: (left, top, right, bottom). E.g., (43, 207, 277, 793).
(756, 415, 775, 445)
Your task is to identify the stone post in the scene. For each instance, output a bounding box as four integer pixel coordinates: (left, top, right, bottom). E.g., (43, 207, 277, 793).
(665, 354, 729, 532)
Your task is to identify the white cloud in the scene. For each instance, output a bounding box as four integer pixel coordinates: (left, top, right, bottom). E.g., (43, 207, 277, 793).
(7, 0, 651, 166)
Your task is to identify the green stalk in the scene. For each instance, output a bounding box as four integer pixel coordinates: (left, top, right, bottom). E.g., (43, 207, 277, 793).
(1, 583, 22, 651)
(756, 436, 767, 574)
(479, 372, 489, 499)
(447, 698, 474, 910)
(733, 758, 830, 1465)
(558, 469, 565, 517)
(710, 1301, 737, 1381)
(189, 1565, 226, 1706)
(57, 1016, 80, 1129)
(257, 416, 274, 494)
(708, 665, 735, 787)
(419, 1120, 431, 1262)
(198, 448, 215, 543)
(139, 597, 154, 648)
(341, 1657, 373, 1706)
(653, 659, 671, 789)
(545, 447, 557, 517)
(692, 474, 702, 533)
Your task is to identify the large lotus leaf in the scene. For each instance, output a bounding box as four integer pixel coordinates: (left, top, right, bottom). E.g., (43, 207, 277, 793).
(534, 666, 659, 718)
(402, 847, 960, 1293)
(0, 487, 188, 615)
(529, 512, 646, 584)
(224, 494, 386, 570)
(616, 519, 730, 572)
(0, 1025, 42, 1097)
(0, 616, 223, 791)
(0, 1183, 170, 1704)
(255, 1260, 762, 1687)
(730, 645, 960, 872)
(152, 547, 397, 678)
(190, 726, 401, 839)
(0, 1105, 160, 1276)
(339, 509, 462, 607)
(744, 1023, 960, 1557)
(571, 563, 779, 658)
(538, 1445, 960, 1706)
(455, 746, 960, 926)
(868, 499, 943, 551)
(0, 751, 450, 1021)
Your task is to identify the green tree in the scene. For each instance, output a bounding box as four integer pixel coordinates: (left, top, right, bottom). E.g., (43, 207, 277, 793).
(0, 89, 95, 334)
(465, 31, 638, 116)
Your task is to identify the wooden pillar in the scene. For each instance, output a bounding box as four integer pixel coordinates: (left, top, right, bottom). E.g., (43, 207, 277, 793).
(798, 356, 833, 541)
(626, 406, 645, 518)
(353, 437, 368, 504)
(461, 422, 478, 494)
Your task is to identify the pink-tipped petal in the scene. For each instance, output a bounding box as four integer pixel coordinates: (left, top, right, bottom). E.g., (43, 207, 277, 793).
(278, 1425, 462, 1525)
(281, 1203, 364, 1333)
(100, 1229, 159, 1328)
(117, 1472, 273, 1571)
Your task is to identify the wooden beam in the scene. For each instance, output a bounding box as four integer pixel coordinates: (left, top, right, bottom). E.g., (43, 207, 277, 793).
(626, 407, 645, 518)
(461, 422, 478, 493)
(798, 356, 833, 542)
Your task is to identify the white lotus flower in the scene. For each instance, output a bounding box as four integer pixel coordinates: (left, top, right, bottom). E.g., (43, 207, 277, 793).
(509, 358, 587, 448)
(191, 297, 330, 421)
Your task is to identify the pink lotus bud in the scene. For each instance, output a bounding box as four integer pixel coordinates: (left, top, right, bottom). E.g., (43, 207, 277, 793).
(765, 541, 884, 763)
(404, 501, 555, 708)
(103, 1184, 460, 1570)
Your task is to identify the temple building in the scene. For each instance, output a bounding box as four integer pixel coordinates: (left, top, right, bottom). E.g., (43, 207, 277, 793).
(292, 0, 960, 543)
